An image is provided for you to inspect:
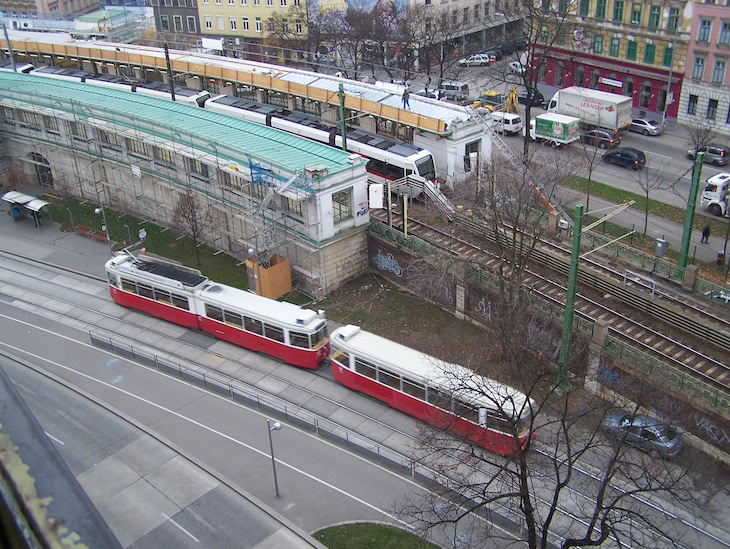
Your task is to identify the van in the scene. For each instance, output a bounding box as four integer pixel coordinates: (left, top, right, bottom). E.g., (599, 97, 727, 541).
(491, 112, 523, 135)
(437, 81, 470, 104)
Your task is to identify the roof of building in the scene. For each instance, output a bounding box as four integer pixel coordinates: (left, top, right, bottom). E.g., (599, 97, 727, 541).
(0, 70, 363, 178)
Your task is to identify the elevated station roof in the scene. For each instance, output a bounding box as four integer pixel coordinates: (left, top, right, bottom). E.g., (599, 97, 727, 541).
(0, 70, 364, 179)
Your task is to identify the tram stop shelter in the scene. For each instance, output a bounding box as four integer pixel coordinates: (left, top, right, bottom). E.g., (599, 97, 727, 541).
(2, 191, 51, 227)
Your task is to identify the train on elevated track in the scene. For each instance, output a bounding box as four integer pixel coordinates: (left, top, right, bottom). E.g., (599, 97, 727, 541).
(105, 252, 534, 456)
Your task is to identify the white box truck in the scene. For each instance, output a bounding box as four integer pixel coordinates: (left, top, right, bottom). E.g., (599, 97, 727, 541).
(701, 172, 730, 217)
(524, 113, 581, 148)
(547, 86, 632, 132)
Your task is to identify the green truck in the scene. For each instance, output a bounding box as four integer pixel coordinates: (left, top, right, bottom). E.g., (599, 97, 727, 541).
(524, 112, 581, 148)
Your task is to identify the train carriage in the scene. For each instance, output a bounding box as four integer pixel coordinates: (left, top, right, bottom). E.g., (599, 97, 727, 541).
(329, 325, 534, 456)
(105, 253, 329, 369)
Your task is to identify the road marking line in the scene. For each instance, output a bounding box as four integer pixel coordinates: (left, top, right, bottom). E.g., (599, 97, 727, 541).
(162, 512, 199, 542)
(44, 432, 65, 445)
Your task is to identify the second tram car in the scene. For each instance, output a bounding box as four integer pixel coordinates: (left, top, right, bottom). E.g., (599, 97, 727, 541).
(105, 253, 329, 369)
(329, 325, 534, 456)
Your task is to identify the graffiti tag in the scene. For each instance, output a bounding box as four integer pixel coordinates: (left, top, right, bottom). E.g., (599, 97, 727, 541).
(475, 297, 492, 322)
(374, 249, 402, 277)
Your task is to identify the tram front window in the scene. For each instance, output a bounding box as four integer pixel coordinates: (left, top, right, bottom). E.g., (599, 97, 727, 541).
(415, 155, 435, 181)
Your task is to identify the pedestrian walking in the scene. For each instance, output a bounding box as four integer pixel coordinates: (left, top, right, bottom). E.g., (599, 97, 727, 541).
(701, 224, 711, 243)
(402, 89, 410, 109)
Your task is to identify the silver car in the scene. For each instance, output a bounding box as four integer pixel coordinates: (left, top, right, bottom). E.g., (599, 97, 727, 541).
(630, 118, 663, 136)
(602, 412, 684, 457)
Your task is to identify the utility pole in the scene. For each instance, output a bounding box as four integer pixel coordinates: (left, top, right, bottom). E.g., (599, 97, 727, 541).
(558, 204, 583, 389)
(338, 83, 347, 151)
(678, 152, 704, 278)
(2, 24, 16, 72)
(164, 43, 175, 103)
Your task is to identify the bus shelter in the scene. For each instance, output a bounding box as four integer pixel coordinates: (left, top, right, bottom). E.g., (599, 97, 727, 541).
(2, 191, 51, 227)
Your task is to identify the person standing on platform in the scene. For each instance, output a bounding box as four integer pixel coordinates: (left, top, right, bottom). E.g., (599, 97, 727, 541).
(402, 89, 410, 109)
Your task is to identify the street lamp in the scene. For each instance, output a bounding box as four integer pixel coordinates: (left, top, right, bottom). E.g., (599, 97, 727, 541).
(248, 246, 261, 296)
(94, 206, 113, 255)
(267, 420, 282, 497)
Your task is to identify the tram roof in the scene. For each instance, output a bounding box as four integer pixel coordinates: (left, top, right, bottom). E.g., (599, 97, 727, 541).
(0, 71, 360, 177)
(108, 254, 208, 289)
(331, 325, 531, 415)
(198, 282, 324, 330)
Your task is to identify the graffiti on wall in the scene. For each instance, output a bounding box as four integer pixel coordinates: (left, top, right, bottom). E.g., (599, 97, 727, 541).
(373, 249, 402, 276)
(475, 297, 492, 322)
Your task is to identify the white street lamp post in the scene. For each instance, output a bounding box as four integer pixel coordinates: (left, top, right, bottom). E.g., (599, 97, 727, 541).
(267, 420, 282, 497)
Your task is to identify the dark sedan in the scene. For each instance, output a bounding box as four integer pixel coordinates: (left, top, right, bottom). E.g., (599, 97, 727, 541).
(602, 147, 646, 169)
(582, 129, 621, 149)
(602, 412, 684, 458)
(517, 89, 546, 109)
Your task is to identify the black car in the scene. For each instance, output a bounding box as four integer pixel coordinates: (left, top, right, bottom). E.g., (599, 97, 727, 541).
(494, 40, 514, 56)
(582, 129, 621, 149)
(482, 47, 503, 61)
(517, 89, 546, 109)
(602, 147, 646, 169)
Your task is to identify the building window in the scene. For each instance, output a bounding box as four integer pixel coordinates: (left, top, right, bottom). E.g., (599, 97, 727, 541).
(463, 7, 469, 22)
(668, 7, 679, 31)
(648, 5, 660, 27)
(205, 14, 211, 28)
(693, 56, 706, 79)
(43, 115, 58, 132)
(294, 0, 300, 6)
(640, 80, 651, 107)
(160, 15, 169, 31)
(688, 94, 698, 115)
(712, 59, 727, 83)
(698, 19, 712, 42)
(267, 0, 273, 5)
(557, 27, 565, 46)
(613, 0, 623, 22)
(256, 17, 261, 31)
(216, 15, 223, 29)
(241, 0, 246, 4)
(254, 0, 259, 5)
(555, 62, 564, 86)
(596, 0, 606, 19)
(67, 121, 87, 139)
(593, 35, 603, 53)
(609, 38, 620, 57)
(579, 0, 589, 16)
(720, 22, 730, 45)
(174, 15, 183, 32)
(575, 65, 584, 86)
(268, 18, 274, 31)
(282, 19, 288, 32)
(540, 26, 548, 43)
(332, 188, 352, 223)
(230, 16, 236, 30)
(644, 43, 655, 64)
(708, 99, 719, 120)
(626, 40, 637, 60)
(663, 46, 673, 67)
(281, 0, 287, 4)
(284, 197, 303, 216)
(591, 69, 600, 89)
(243, 17, 249, 30)
(452, 10, 457, 24)
(474, 5, 480, 19)
(125, 137, 148, 156)
(153, 146, 175, 164)
(295, 20, 302, 33)
(185, 157, 209, 179)
(187, 16, 196, 33)
(558, 0, 567, 14)
(630, 3, 641, 25)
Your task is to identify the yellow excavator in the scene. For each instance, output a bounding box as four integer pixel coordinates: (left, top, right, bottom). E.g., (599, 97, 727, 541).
(472, 85, 519, 113)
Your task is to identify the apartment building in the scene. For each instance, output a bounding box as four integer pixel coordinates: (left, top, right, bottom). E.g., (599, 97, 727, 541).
(536, 0, 690, 118)
(678, 0, 730, 135)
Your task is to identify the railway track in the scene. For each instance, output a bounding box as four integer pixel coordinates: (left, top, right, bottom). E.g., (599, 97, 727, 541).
(370, 209, 730, 394)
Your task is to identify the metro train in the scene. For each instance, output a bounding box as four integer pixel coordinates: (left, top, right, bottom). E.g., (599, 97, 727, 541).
(104, 253, 534, 456)
(12, 63, 436, 186)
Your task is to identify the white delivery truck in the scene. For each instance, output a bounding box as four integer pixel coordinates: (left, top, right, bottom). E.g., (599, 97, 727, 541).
(701, 172, 730, 217)
(524, 113, 581, 148)
(547, 86, 632, 132)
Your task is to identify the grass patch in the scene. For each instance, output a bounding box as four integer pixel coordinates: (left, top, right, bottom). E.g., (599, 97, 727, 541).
(313, 523, 437, 549)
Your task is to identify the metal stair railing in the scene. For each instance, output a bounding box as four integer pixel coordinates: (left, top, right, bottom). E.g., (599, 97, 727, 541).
(466, 105, 573, 227)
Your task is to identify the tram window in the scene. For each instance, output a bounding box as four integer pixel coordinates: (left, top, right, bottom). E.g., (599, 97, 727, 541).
(485, 410, 512, 434)
(368, 157, 385, 176)
(244, 316, 263, 334)
(121, 278, 136, 293)
(378, 367, 400, 390)
(355, 358, 376, 379)
(402, 377, 426, 401)
(205, 304, 224, 321)
(107, 273, 119, 288)
(427, 387, 451, 411)
(137, 283, 154, 299)
(154, 288, 172, 305)
(290, 331, 310, 348)
(171, 294, 189, 310)
(311, 326, 326, 348)
(264, 324, 285, 343)
(385, 163, 404, 180)
(224, 310, 243, 328)
(331, 349, 349, 366)
(453, 399, 480, 424)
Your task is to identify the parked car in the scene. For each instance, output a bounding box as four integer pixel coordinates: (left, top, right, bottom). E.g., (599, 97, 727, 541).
(509, 60, 526, 75)
(494, 40, 514, 56)
(436, 80, 470, 103)
(603, 147, 646, 169)
(602, 412, 684, 458)
(517, 89, 546, 109)
(706, 288, 730, 304)
(582, 129, 621, 149)
(482, 47, 503, 61)
(688, 144, 730, 166)
(459, 54, 491, 67)
(414, 88, 439, 99)
(512, 37, 529, 51)
(630, 118, 663, 136)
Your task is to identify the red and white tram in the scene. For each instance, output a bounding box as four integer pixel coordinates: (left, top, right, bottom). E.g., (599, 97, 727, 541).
(105, 253, 329, 369)
(329, 325, 534, 456)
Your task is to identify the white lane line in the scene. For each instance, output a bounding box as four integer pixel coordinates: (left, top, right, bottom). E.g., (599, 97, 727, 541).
(44, 432, 65, 445)
(161, 512, 200, 542)
(0, 323, 407, 527)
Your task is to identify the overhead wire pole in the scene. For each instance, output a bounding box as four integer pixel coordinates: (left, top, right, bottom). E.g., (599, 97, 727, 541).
(678, 152, 704, 278)
(558, 204, 583, 389)
(338, 83, 347, 151)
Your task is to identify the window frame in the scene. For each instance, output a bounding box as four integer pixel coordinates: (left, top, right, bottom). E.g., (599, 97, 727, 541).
(644, 43, 655, 64)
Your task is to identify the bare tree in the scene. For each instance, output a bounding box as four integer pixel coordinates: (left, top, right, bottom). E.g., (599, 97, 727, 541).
(631, 165, 670, 237)
(686, 117, 719, 155)
(394, 304, 700, 549)
(171, 187, 214, 266)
